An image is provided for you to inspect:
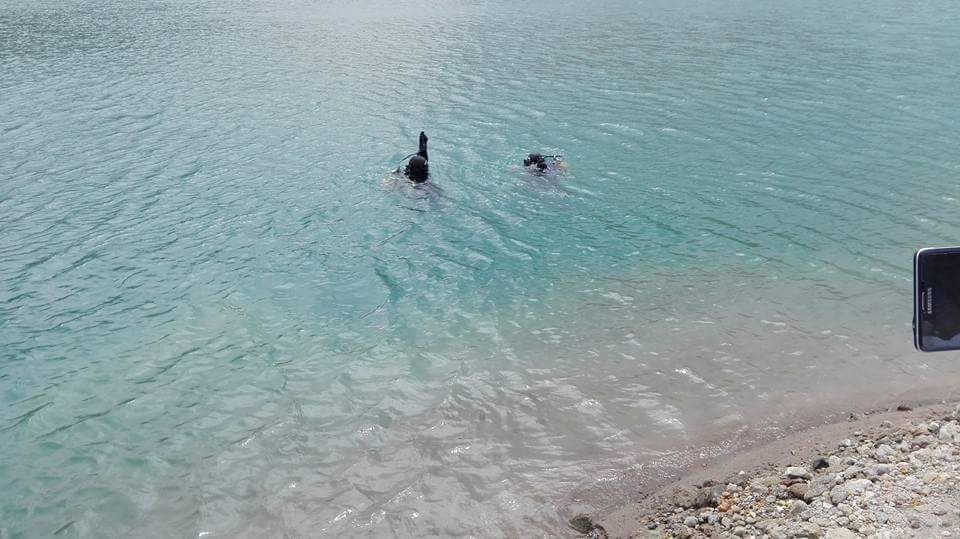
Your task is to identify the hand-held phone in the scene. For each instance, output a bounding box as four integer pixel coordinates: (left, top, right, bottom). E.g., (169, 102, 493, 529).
(914, 247, 960, 352)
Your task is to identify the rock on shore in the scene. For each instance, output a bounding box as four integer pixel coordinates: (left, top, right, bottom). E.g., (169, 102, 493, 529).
(578, 406, 960, 538)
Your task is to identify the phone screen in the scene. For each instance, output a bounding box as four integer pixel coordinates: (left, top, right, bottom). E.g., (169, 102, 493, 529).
(916, 248, 960, 351)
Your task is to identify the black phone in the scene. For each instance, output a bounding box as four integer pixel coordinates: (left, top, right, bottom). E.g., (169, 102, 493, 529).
(914, 247, 960, 351)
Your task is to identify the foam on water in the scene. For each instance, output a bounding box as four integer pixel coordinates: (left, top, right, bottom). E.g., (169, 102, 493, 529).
(2, 0, 960, 535)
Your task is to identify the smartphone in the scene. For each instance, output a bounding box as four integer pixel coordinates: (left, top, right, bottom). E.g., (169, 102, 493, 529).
(914, 247, 960, 351)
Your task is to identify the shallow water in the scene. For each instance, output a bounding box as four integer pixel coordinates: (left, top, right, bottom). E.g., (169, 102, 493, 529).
(3, 0, 960, 536)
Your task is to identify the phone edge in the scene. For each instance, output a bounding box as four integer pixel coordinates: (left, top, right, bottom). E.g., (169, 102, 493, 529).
(914, 248, 924, 351)
(913, 246, 960, 352)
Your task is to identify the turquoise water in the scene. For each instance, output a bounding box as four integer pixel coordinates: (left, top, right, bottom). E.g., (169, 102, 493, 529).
(3, 0, 960, 535)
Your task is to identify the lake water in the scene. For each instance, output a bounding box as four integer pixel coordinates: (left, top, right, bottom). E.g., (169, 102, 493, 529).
(3, 0, 960, 536)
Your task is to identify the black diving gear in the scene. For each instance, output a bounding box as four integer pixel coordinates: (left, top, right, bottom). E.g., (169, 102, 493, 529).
(403, 132, 429, 182)
(524, 153, 548, 171)
(524, 153, 563, 173)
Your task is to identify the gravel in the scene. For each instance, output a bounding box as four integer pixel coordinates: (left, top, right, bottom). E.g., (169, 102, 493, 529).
(606, 410, 960, 538)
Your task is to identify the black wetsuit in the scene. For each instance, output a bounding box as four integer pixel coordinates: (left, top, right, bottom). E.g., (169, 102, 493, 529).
(524, 153, 549, 172)
(401, 132, 429, 182)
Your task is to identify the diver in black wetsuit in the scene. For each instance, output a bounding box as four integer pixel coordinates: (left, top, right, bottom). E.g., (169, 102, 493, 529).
(397, 131, 429, 182)
(523, 153, 549, 172)
(523, 153, 564, 174)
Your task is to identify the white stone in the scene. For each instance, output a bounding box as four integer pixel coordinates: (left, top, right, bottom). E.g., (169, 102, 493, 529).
(939, 422, 960, 442)
(876, 444, 897, 463)
(825, 528, 858, 539)
(830, 485, 848, 504)
(785, 466, 812, 480)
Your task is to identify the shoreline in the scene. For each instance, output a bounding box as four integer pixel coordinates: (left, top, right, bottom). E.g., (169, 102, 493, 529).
(558, 390, 960, 538)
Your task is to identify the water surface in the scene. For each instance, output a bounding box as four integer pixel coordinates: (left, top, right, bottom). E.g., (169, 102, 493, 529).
(3, 0, 960, 535)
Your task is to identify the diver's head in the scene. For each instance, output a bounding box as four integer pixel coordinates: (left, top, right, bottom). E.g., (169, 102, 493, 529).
(407, 155, 428, 182)
(524, 153, 548, 171)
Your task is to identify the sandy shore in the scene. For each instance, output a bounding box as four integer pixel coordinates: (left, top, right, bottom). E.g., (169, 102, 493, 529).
(564, 399, 960, 538)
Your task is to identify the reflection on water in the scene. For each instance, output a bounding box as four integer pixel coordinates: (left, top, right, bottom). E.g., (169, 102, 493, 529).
(2, 0, 960, 535)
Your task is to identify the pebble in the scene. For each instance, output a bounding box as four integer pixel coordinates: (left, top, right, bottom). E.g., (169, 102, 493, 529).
(866, 463, 893, 477)
(917, 434, 937, 447)
(939, 422, 960, 442)
(876, 444, 897, 463)
(803, 478, 832, 502)
(683, 515, 698, 527)
(671, 488, 696, 509)
(829, 485, 848, 504)
(811, 457, 830, 470)
(787, 483, 808, 500)
(785, 466, 812, 480)
(846, 478, 872, 493)
(793, 522, 822, 537)
(811, 516, 833, 527)
(842, 466, 862, 480)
